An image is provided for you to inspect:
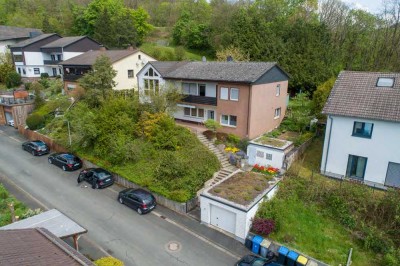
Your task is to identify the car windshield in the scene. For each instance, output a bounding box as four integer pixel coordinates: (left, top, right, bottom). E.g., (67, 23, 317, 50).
(97, 171, 111, 180)
(64, 154, 79, 163)
(34, 141, 46, 147)
(142, 195, 154, 204)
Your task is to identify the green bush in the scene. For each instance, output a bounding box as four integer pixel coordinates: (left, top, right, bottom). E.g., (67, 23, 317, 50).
(40, 73, 49, 79)
(24, 82, 32, 90)
(26, 113, 45, 130)
(227, 134, 240, 145)
(5, 71, 21, 88)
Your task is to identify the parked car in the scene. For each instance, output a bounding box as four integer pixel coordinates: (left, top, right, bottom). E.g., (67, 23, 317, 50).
(48, 153, 82, 171)
(118, 188, 156, 215)
(236, 254, 281, 266)
(8, 119, 14, 127)
(22, 140, 50, 156)
(77, 168, 114, 189)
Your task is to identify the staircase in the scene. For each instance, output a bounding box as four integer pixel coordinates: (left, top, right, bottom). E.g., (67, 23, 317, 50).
(196, 133, 238, 187)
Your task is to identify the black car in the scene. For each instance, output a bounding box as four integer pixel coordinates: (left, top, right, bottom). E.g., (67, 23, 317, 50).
(118, 188, 156, 215)
(48, 153, 82, 171)
(22, 140, 50, 156)
(236, 254, 281, 266)
(78, 168, 114, 189)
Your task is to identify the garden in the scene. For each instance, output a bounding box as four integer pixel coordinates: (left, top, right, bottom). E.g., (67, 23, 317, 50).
(252, 138, 400, 266)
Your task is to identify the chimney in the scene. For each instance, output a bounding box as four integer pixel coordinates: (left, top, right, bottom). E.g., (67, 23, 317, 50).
(202, 56, 206, 62)
(127, 45, 134, 51)
(99, 45, 106, 51)
(29, 31, 41, 38)
(227, 56, 233, 62)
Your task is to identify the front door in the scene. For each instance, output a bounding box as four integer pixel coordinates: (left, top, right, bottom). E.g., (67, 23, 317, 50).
(207, 110, 215, 120)
(52, 68, 57, 76)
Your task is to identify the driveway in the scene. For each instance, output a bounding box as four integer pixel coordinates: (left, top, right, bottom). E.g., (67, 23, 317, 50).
(0, 126, 239, 266)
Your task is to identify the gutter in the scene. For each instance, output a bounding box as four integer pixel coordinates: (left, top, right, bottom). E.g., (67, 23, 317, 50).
(247, 84, 252, 138)
(323, 115, 333, 173)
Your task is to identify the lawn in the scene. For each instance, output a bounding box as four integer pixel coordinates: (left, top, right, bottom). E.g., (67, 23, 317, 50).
(255, 138, 394, 266)
(0, 184, 28, 226)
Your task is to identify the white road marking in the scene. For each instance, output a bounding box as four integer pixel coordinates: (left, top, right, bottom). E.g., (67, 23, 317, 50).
(9, 136, 22, 143)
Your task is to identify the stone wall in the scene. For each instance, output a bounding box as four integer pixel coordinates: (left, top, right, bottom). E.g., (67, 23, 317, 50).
(283, 137, 314, 170)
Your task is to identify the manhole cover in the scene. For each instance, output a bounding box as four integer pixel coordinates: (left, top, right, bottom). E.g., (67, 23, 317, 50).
(165, 241, 181, 252)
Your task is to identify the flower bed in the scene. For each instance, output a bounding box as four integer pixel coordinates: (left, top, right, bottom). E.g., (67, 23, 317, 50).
(252, 164, 280, 177)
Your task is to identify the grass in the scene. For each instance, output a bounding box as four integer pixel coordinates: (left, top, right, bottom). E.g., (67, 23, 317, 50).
(0, 184, 28, 226)
(139, 42, 205, 61)
(256, 138, 384, 265)
(209, 172, 273, 206)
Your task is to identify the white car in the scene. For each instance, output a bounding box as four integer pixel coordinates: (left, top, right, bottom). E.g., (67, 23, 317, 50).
(8, 119, 14, 127)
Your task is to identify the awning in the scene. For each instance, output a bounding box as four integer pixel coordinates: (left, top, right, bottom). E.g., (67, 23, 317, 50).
(177, 104, 195, 108)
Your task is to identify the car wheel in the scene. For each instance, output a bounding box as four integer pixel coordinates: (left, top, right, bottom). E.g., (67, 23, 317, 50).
(31, 150, 35, 156)
(48, 158, 53, 164)
(62, 165, 67, 171)
(118, 197, 124, 204)
(137, 208, 143, 215)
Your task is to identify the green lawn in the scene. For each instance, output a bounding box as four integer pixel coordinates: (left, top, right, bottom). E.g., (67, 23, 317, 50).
(0, 184, 28, 226)
(139, 42, 205, 61)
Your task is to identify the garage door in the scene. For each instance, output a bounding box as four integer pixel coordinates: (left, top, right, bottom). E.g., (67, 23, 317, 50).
(385, 162, 400, 188)
(210, 205, 236, 235)
(5, 111, 12, 123)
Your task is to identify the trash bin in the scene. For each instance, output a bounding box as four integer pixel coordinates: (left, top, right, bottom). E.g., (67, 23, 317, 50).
(251, 235, 263, 254)
(260, 239, 271, 258)
(287, 250, 299, 266)
(296, 255, 308, 266)
(277, 246, 289, 265)
(245, 234, 254, 250)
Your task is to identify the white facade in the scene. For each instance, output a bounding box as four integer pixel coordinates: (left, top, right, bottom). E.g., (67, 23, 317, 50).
(247, 138, 293, 169)
(0, 40, 17, 55)
(321, 115, 400, 187)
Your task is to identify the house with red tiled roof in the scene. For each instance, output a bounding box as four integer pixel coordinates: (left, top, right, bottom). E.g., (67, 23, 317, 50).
(321, 71, 400, 188)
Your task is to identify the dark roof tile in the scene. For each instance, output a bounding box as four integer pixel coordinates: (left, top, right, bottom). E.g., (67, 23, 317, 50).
(0, 26, 42, 41)
(60, 49, 139, 66)
(10, 33, 58, 48)
(41, 36, 86, 48)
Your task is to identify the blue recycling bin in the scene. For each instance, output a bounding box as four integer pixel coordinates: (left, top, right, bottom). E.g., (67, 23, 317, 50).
(277, 246, 289, 265)
(251, 235, 263, 254)
(245, 234, 254, 250)
(287, 250, 299, 266)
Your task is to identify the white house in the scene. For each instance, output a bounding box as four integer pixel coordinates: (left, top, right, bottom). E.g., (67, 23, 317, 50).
(0, 26, 42, 55)
(60, 48, 156, 92)
(321, 71, 400, 189)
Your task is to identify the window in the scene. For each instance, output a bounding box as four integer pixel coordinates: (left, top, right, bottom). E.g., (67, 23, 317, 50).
(352, 122, 373, 138)
(220, 87, 228, 100)
(276, 84, 281, 96)
(144, 67, 158, 77)
(376, 77, 394, 87)
(182, 83, 197, 95)
(128, 70, 134, 78)
(138, 54, 141, 60)
(13, 54, 23, 62)
(143, 79, 159, 95)
(59, 68, 62, 75)
(184, 107, 191, 116)
(346, 155, 367, 180)
(17, 68, 21, 74)
(221, 115, 237, 127)
(266, 153, 273, 160)
(199, 84, 206, 96)
(67, 84, 76, 90)
(34, 68, 40, 74)
(230, 88, 239, 101)
(274, 107, 281, 118)
(51, 54, 56, 61)
(184, 107, 204, 118)
(256, 150, 264, 158)
(23, 69, 26, 75)
(198, 108, 204, 118)
(57, 54, 62, 61)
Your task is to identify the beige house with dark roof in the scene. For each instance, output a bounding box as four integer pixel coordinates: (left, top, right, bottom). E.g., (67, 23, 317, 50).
(137, 61, 290, 139)
(321, 71, 400, 188)
(60, 48, 156, 92)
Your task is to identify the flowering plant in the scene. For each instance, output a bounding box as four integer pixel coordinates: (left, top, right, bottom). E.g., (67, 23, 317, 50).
(225, 146, 240, 153)
(252, 164, 279, 176)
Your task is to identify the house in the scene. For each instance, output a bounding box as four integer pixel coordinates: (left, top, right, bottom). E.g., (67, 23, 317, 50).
(0, 90, 34, 127)
(9, 33, 62, 80)
(0, 25, 42, 55)
(60, 48, 156, 92)
(321, 71, 400, 188)
(0, 228, 94, 265)
(9, 34, 102, 81)
(137, 61, 290, 139)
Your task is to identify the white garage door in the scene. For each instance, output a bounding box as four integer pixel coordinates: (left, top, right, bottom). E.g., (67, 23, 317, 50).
(210, 204, 236, 234)
(5, 111, 12, 123)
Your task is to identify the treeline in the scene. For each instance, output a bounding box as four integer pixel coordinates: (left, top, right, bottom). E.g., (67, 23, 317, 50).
(1, 0, 400, 93)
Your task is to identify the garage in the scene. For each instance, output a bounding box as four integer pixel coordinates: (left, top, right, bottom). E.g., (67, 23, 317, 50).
(5, 111, 13, 124)
(385, 162, 400, 188)
(210, 204, 236, 235)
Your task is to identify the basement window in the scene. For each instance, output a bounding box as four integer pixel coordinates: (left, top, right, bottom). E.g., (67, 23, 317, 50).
(376, 77, 394, 87)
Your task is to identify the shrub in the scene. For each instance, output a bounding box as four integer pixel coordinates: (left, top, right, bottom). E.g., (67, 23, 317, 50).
(216, 132, 228, 142)
(5, 71, 21, 88)
(174, 46, 186, 60)
(40, 73, 49, 78)
(227, 134, 240, 145)
(0, 185, 9, 199)
(237, 137, 250, 152)
(94, 257, 124, 266)
(203, 130, 215, 140)
(204, 119, 221, 132)
(251, 217, 276, 236)
(26, 113, 45, 130)
(24, 82, 32, 90)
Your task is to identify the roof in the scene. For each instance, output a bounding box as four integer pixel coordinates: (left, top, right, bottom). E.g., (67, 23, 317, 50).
(0, 228, 94, 265)
(10, 33, 59, 48)
(0, 209, 87, 238)
(0, 25, 42, 41)
(162, 61, 279, 83)
(149, 61, 190, 76)
(323, 71, 400, 122)
(60, 49, 139, 66)
(41, 36, 87, 48)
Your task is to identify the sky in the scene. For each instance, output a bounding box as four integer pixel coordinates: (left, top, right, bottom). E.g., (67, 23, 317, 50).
(342, 0, 383, 13)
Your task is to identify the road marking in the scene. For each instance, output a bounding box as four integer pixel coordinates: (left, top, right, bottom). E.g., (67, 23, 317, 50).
(107, 187, 119, 194)
(9, 136, 22, 143)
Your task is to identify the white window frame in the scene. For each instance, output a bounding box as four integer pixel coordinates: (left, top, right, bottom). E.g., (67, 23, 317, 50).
(230, 88, 239, 101)
(220, 87, 228, 100)
(143, 78, 160, 96)
(276, 84, 281, 96)
(33, 68, 40, 75)
(220, 114, 237, 127)
(274, 107, 281, 119)
(184, 107, 204, 118)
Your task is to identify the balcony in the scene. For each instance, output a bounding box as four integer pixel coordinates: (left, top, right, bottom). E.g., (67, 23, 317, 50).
(181, 95, 217, 106)
(43, 60, 62, 65)
(63, 74, 83, 81)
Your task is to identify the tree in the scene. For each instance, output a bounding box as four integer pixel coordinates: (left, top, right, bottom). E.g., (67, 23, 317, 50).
(79, 55, 117, 107)
(143, 84, 182, 114)
(0, 52, 14, 84)
(312, 77, 336, 119)
(216, 45, 249, 62)
(5, 71, 21, 89)
(131, 7, 153, 45)
(31, 82, 45, 110)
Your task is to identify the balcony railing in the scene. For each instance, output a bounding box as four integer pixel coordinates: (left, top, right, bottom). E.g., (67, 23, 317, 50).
(43, 60, 62, 65)
(63, 74, 83, 81)
(181, 95, 217, 106)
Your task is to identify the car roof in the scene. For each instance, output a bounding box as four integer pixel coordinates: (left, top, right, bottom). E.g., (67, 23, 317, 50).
(61, 153, 77, 159)
(32, 140, 46, 145)
(92, 168, 109, 173)
(132, 189, 152, 197)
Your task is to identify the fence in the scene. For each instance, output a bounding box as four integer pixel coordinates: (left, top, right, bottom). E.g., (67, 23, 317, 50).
(18, 126, 68, 153)
(284, 137, 314, 170)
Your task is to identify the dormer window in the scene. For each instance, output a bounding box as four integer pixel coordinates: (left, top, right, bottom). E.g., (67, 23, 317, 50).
(376, 77, 394, 87)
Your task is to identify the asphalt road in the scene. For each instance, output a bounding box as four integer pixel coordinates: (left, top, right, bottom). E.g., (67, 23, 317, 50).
(0, 126, 238, 266)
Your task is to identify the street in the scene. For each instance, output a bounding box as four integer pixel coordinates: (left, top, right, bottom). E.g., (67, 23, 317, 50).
(0, 126, 239, 266)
